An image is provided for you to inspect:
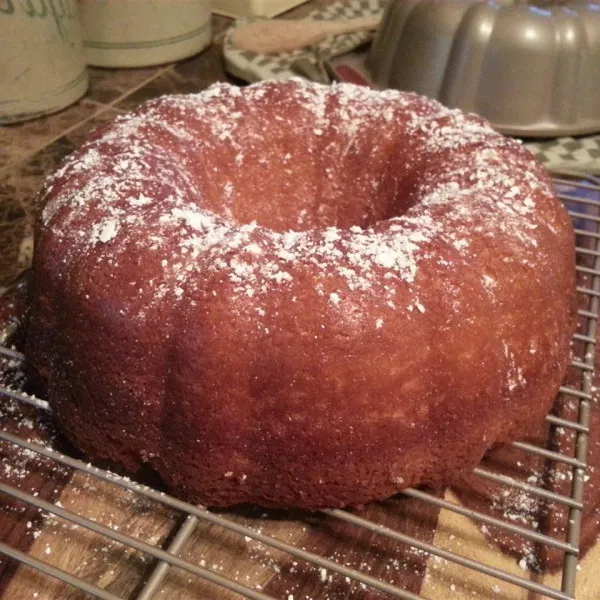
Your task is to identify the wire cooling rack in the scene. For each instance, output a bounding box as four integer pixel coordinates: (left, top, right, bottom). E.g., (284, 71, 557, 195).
(0, 174, 599, 600)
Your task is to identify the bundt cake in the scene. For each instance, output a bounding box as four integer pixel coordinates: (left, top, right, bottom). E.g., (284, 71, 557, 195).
(26, 79, 576, 509)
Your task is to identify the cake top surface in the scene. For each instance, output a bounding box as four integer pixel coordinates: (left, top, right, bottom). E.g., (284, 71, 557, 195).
(38, 79, 554, 314)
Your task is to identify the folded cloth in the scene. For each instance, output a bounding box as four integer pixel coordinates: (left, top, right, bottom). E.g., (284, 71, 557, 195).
(524, 136, 600, 176)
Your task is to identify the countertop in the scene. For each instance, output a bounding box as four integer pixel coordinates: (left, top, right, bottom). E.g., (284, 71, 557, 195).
(1, 5, 600, 600)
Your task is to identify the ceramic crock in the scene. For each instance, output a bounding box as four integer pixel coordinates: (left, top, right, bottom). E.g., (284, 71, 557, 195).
(79, 0, 212, 68)
(0, 0, 88, 124)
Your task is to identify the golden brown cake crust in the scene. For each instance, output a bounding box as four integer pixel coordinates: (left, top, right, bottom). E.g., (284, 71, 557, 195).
(26, 80, 576, 509)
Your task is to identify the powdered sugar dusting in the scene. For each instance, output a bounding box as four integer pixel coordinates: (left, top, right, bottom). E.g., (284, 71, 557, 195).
(38, 78, 556, 317)
(91, 218, 120, 244)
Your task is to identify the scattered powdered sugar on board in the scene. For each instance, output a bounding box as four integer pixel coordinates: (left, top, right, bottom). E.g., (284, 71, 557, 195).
(0, 339, 71, 548)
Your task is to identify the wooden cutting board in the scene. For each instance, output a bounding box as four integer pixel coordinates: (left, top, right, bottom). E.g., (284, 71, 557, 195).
(2, 436, 600, 600)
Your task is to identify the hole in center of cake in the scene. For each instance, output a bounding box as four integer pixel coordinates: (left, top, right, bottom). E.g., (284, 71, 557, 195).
(190, 110, 416, 232)
(195, 151, 417, 232)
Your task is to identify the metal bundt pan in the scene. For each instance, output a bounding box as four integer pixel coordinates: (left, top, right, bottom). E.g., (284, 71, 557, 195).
(367, 0, 600, 137)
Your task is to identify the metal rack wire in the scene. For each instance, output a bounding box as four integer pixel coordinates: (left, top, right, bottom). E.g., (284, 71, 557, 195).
(0, 174, 598, 600)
